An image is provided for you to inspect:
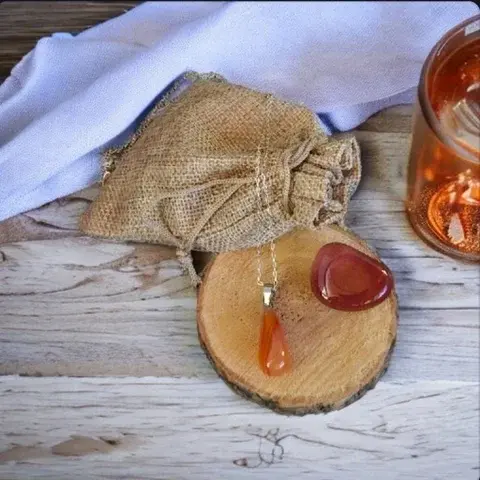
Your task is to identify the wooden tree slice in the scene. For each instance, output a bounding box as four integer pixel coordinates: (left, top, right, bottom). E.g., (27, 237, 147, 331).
(197, 227, 397, 415)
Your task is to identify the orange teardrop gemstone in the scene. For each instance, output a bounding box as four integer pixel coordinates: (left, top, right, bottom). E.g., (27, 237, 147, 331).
(258, 308, 292, 376)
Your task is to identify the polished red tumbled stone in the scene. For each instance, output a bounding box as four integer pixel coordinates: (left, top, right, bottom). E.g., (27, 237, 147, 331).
(311, 242, 393, 311)
(258, 308, 292, 376)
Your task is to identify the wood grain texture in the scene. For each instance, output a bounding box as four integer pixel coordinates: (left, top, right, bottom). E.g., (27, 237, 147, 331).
(0, 1, 141, 78)
(198, 227, 397, 414)
(0, 231, 477, 381)
(0, 50, 478, 477)
(0, 377, 478, 480)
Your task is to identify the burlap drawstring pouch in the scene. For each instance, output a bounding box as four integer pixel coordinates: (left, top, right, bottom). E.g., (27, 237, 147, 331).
(79, 72, 361, 285)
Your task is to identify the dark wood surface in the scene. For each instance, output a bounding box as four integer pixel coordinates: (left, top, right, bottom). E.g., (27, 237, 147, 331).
(0, 1, 141, 78)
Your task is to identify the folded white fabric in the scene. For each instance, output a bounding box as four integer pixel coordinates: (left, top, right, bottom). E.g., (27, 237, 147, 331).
(0, 1, 477, 221)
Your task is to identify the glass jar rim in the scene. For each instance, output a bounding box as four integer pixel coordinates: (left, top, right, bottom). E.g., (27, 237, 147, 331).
(418, 14, 480, 163)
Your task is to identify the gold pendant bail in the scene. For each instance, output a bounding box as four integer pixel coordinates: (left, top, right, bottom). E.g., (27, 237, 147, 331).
(263, 284, 275, 308)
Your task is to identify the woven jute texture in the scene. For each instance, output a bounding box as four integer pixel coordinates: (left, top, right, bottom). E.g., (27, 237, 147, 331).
(80, 73, 361, 285)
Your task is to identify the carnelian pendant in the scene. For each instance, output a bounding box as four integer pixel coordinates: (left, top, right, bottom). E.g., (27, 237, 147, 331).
(258, 286, 292, 376)
(311, 242, 393, 311)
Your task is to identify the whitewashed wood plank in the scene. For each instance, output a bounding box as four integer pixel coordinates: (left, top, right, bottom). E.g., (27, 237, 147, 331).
(0, 187, 98, 244)
(385, 309, 479, 382)
(23, 198, 90, 232)
(356, 105, 413, 133)
(1, 308, 477, 382)
(0, 377, 477, 480)
(0, 233, 478, 380)
(1, 234, 475, 307)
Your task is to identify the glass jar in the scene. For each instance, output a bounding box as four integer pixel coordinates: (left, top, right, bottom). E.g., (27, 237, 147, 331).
(406, 15, 480, 262)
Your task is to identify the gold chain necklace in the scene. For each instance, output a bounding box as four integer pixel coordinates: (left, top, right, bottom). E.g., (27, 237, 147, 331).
(254, 144, 278, 308)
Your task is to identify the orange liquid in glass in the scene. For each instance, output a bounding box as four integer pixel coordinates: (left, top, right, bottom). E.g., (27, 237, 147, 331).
(407, 29, 480, 260)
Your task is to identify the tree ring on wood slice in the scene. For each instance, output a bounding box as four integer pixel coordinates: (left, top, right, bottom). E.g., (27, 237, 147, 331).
(197, 227, 398, 416)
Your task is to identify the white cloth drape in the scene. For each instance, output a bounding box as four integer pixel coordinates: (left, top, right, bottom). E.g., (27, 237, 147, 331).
(0, 1, 477, 221)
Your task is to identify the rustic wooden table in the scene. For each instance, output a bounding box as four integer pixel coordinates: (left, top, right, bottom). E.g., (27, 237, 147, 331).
(0, 3, 478, 480)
